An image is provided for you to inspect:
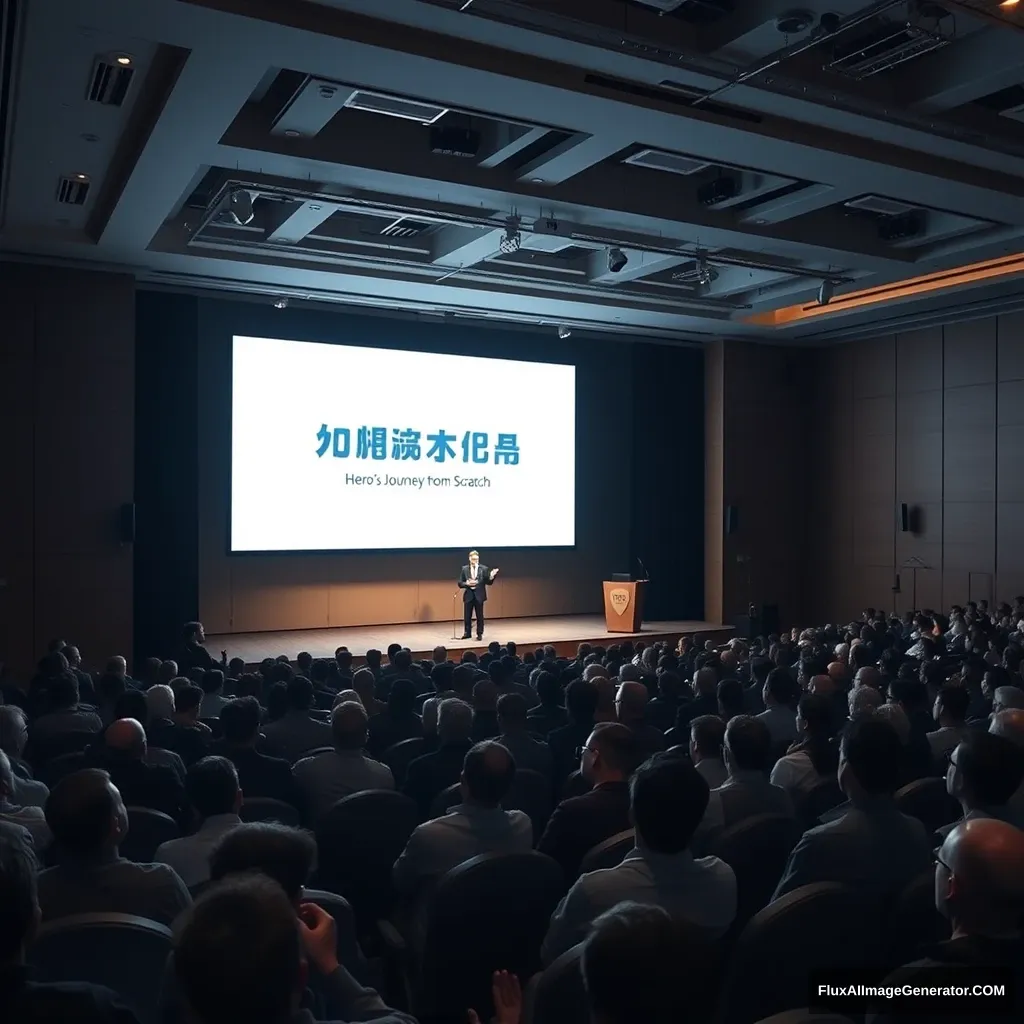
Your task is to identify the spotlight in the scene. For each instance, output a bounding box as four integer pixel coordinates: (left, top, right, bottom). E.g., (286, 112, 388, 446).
(558, 325, 572, 340)
(499, 215, 521, 254)
(607, 248, 628, 273)
(225, 189, 255, 226)
(114, 54, 133, 66)
(274, 297, 289, 309)
(817, 279, 835, 306)
(695, 253, 713, 288)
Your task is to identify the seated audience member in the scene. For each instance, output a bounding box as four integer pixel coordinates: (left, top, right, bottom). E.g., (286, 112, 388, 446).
(772, 716, 931, 902)
(155, 756, 243, 889)
(647, 670, 683, 733)
(366, 678, 422, 759)
(0, 705, 48, 808)
(872, 819, 1024, 1023)
(717, 679, 746, 724)
(990, 708, 1024, 821)
(591, 674, 617, 724)
(548, 679, 599, 783)
(675, 667, 719, 732)
(700, 716, 795, 847)
(89, 718, 186, 823)
(293, 702, 394, 825)
(689, 715, 728, 789)
(940, 730, 1024, 840)
(114, 691, 187, 781)
(148, 684, 210, 766)
(176, 621, 223, 676)
(615, 681, 665, 757)
(582, 902, 720, 1024)
(849, 683, 884, 719)
(403, 698, 475, 817)
(27, 672, 102, 760)
(261, 677, 333, 763)
(993, 685, 1024, 716)
(199, 669, 229, 719)
(929, 685, 971, 765)
(541, 752, 737, 964)
(526, 670, 568, 737)
(0, 828, 143, 1023)
(495, 693, 551, 776)
(351, 668, 386, 718)
(0, 751, 51, 852)
(757, 668, 799, 745)
(770, 693, 839, 798)
(216, 697, 296, 804)
(470, 679, 500, 741)
(173, 874, 413, 1024)
(393, 741, 532, 906)
(537, 722, 638, 881)
(889, 678, 938, 779)
(39, 769, 191, 925)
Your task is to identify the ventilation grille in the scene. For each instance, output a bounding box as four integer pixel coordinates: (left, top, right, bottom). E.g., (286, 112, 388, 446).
(624, 147, 711, 176)
(344, 90, 448, 124)
(57, 175, 90, 205)
(87, 58, 135, 106)
(826, 21, 951, 80)
(380, 217, 432, 238)
(845, 195, 918, 217)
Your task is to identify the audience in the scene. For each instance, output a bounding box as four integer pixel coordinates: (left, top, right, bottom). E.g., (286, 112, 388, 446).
(199, 669, 229, 718)
(293, 701, 394, 824)
(772, 716, 931, 901)
(940, 730, 1024, 839)
(366, 678, 421, 758)
(27, 672, 101, 761)
(38, 769, 191, 925)
(0, 705, 48, 808)
(614, 681, 665, 757)
(757, 667, 799, 745)
(770, 693, 839, 797)
(689, 714, 727, 789)
(0, 750, 51, 853)
(261, 677, 333, 763)
(403, 698, 475, 816)
(147, 684, 210, 766)
(541, 752, 736, 963)
(676, 666, 719, 732)
(216, 696, 297, 804)
(495, 692, 551, 776)
(154, 756, 242, 888)
(537, 722, 639, 881)
(548, 678, 599, 783)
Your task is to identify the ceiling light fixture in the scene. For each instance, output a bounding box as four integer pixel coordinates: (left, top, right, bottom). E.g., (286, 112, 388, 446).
(695, 251, 713, 288)
(817, 278, 836, 306)
(499, 215, 521, 254)
(1000, 1, 1019, 8)
(274, 297, 289, 309)
(607, 248, 628, 273)
(114, 55, 133, 66)
(558, 325, 572, 339)
(225, 189, 255, 226)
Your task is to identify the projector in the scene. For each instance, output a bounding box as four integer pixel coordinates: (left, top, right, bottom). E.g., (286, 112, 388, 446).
(430, 126, 480, 159)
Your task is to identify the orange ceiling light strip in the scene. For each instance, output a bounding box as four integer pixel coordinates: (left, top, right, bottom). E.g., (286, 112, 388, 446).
(744, 250, 1024, 328)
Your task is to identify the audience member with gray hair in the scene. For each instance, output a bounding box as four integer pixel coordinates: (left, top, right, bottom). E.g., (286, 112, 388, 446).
(849, 684, 884, 718)
(403, 698, 475, 816)
(0, 750, 51, 852)
(0, 706, 48, 809)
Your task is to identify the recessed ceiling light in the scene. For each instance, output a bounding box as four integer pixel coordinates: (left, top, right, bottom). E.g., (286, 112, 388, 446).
(74, 173, 89, 181)
(1000, 0, 1019, 8)
(531, 178, 545, 184)
(284, 129, 301, 138)
(115, 55, 132, 66)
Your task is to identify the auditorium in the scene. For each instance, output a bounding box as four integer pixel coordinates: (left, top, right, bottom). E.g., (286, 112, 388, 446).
(3, 1, 1024, 1022)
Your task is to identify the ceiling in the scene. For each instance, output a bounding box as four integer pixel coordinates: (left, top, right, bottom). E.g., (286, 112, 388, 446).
(3, 0, 1024, 343)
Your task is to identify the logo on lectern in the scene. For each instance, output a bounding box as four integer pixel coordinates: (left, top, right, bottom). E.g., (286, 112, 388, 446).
(609, 588, 631, 615)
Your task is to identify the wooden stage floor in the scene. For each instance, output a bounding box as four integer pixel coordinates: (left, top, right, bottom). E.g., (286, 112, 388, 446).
(210, 614, 731, 666)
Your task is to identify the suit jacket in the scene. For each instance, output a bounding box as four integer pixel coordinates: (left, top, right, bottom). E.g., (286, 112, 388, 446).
(537, 780, 631, 881)
(772, 795, 931, 903)
(548, 720, 594, 784)
(459, 563, 495, 604)
(214, 743, 297, 804)
(403, 740, 474, 817)
(89, 751, 187, 824)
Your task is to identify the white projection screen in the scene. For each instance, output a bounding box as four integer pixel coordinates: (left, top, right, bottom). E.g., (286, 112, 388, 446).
(230, 335, 576, 552)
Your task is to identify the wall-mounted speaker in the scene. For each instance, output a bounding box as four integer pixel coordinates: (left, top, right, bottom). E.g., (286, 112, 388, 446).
(120, 502, 136, 544)
(725, 505, 739, 535)
(899, 502, 909, 533)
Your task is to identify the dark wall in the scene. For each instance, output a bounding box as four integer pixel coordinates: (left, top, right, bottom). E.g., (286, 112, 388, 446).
(806, 312, 1024, 621)
(133, 291, 705, 643)
(0, 265, 135, 678)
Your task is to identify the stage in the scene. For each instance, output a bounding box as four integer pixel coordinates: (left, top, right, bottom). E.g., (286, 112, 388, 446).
(210, 614, 732, 667)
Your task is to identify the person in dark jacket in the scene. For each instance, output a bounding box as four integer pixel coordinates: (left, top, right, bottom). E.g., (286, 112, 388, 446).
(403, 699, 474, 817)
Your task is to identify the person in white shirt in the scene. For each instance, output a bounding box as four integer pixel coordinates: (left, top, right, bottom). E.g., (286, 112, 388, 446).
(770, 693, 839, 798)
(0, 706, 48, 808)
(0, 750, 51, 852)
(156, 755, 243, 889)
(756, 668, 799, 746)
(927, 685, 970, 766)
(689, 715, 728, 789)
(541, 751, 736, 964)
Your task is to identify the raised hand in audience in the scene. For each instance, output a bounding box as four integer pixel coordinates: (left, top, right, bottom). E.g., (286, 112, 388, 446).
(467, 969, 522, 1024)
(297, 901, 339, 975)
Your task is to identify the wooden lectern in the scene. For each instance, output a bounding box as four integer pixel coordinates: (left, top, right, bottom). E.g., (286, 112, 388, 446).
(603, 579, 647, 633)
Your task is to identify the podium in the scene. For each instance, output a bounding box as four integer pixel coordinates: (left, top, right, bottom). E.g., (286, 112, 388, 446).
(603, 579, 647, 633)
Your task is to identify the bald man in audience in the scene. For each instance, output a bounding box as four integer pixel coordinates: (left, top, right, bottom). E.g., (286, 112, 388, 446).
(615, 681, 665, 758)
(870, 819, 1024, 1022)
(89, 718, 186, 823)
(990, 708, 1024, 826)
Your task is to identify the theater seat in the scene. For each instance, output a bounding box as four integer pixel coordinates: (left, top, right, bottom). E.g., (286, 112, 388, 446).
(528, 942, 588, 1024)
(29, 912, 172, 1024)
(240, 796, 300, 826)
(579, 830, 635, 874)
(798, 778, 846, 828)
(301, 888, 370, 984)
(120, 806, 179, 863)
(884, 869, 949, 972)
(894, 778, 960, 835)
(382, 737, 426, 788)
(428, 782, 462, 819)
(415, 851, 565, 1020)
(718, 883, 881, 1024)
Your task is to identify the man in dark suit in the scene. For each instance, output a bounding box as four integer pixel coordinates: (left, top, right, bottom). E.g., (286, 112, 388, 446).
(458, 550, 499, 640)
(538, 722, 639, 881)
(215, 697, 297, 805)
(403, 699, 474, 817)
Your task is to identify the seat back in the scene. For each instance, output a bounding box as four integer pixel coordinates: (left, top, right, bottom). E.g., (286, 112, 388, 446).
(529, 942, 588, 1024)
(579, 830, 635, 874)
(418, 851, 565, 1019)
(199, 717, 223, 739)
(120, 806, 179, 863)
(29, 912, 173, 1024)
(240, 797, 300, 826)
(301, 888, 369, 983)
(894, 777, 960, 835)
(798, 778, 846, 828)
(709, 814, 802, 930)
(503, 769, 552, 840)
(719, 883, 881, 1024)
(382, 736, 426, 788)
(884, 869, 950, 971)
(314, 789, 418, 929)
(36, 750, 88, 789)
(561, 770, 590, 800)
(429, 781, 463, 819)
